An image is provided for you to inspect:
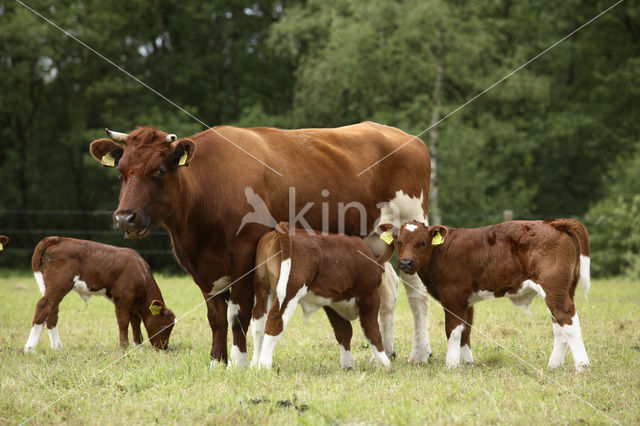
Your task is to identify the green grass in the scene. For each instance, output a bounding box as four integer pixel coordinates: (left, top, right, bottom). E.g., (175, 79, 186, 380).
(0, 271, 638, 424)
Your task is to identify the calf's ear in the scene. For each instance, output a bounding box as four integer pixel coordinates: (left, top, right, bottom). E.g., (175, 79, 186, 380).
(149, 300, 165, 316)
(169, 139, 196, 167)
(429, 225, 447, 245)
(90, 139, 124, 167)
(378, 223, 398, 245)
(0, 235, 8, 245)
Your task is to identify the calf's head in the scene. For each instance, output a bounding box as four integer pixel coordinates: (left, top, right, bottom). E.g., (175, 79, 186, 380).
(380, 221, 447, 274)
(145, 300, 176, 350)
(90, 127, 196, 239)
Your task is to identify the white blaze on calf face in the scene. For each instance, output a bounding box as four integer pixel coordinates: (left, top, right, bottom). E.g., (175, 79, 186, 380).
(34, 272, 46, 296)
(208, 276, 231, 295)
(404, 223, 418, 232)
(446, 324, 465, 368)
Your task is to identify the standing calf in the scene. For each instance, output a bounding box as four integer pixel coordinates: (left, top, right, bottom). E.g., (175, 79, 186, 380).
(24, 237, 175, 352)
(381, 219, 590, 371)
(251, 223, 391, 370)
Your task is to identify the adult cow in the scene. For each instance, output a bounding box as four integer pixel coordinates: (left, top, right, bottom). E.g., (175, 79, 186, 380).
(89, 122, 432, 367)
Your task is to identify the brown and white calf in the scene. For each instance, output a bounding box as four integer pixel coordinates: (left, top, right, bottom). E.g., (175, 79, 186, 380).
(381, 219, 591, 371)
(251, 223, 391, 370)
(0, 235, 8, 250)
(24, 237, 175, 352)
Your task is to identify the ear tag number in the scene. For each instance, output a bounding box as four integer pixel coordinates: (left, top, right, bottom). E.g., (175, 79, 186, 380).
(431, 232, 444, 246)
(380, 231, 394, 245)
(178, 151, 188, 166)
(101, 153, 115, 167)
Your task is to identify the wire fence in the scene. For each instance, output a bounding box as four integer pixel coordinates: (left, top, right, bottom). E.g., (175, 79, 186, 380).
(0, 208, 634, 274)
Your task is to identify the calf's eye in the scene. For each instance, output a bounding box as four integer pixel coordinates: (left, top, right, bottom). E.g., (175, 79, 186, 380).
(153, 168, 166, 178)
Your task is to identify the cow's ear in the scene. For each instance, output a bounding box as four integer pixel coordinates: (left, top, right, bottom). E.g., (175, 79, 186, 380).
(169, 139, 196, 167)
(90, 139, 123, 168)
(149, 300, 165, 315)
(0, 235, 8, 245)
(429, 225, 447, 245)
(379, 223, 398, 238)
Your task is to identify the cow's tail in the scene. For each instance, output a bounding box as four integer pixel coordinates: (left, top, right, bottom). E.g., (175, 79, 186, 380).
(275, 222, 293, 309)
(31, 236, 62, 272)
(31, 236, 62, 297)
(549, 219, 591, 299)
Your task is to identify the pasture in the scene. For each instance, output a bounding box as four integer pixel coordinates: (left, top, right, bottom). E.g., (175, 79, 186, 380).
(0, 271, 638, 424)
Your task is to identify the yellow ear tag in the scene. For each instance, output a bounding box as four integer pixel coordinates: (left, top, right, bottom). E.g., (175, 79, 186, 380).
(431, 231, 444, 246)
(149, 301, 163, 316)
(380, 231, 394, 245)
(101, 153, 115, 167)
(178, 151, 188, 166)
(0, 243, 3, 251)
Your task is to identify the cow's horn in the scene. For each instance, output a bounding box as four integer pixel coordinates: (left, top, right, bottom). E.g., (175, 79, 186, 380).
(105, 128, 128, 142)
(166, 134, 177, 143)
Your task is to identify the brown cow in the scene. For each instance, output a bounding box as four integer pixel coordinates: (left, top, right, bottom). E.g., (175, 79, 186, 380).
(89, 122, 432, 367)
(252, 223, 390, 370)
(0, 235, 8, 250)
(24, 237, 175, 352)
(380, 219, 591, 371)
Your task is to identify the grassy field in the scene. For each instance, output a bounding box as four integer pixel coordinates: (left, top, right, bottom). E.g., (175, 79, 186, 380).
(0, 271, 638, 425)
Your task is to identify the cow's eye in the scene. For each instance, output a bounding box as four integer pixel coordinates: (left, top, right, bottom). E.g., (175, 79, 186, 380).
(417, 241, 427, 248)
(153, 168, 166, 178)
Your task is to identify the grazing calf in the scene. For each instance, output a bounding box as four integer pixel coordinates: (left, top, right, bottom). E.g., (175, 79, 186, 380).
(0, 235, 8, 251)
(381, 219, 590, 371)
(251, 223, 391, 370)
(24, 237, 175, 352)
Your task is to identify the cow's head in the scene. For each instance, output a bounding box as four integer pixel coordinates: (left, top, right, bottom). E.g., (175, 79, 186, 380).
(144, 299, 176, 350)
(90, 127, 196, 238)
(0, 235, 8, 249)
(380, 221, 447, 275)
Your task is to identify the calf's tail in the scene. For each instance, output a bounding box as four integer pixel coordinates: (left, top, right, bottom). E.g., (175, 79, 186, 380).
(31, 236, 62, 272)
(275, 222, 293, 309)
(549, 219, 591, 299)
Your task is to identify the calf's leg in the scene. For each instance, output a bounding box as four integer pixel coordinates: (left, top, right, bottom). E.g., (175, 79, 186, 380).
(358, 291, 391, 368)
(251, 275, 274, 367)
(130, 314, 143, 346)
(324, 307, 355, 370)
(443, 303, 467, 369)
(25, 288, 68, 352)
(460, 306, 474, 364)
(258, 283, 307, 369)
(46, 305, 63, 350)
(546, 290, 589, 371)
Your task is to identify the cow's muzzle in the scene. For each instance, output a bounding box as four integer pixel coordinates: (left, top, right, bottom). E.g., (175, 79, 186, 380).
(113, 210, 149, 239)
(398, 258, 417, 274)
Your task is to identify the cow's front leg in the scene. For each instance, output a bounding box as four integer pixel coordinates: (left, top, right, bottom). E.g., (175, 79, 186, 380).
(203, 291, 229, 366)
(399, 271, 431, 363)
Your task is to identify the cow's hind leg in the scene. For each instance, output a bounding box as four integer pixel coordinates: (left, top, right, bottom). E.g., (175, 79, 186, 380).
(546, 290, 589, 372)
(258, 284, 307, 369)
(378, 262, 399, 358)
(46, 305, 63, 350)
(399, 271, 431, 363)
(358, 290, 391, 368)
(460, 306, 474, 364)
(324, 307, 355, 370)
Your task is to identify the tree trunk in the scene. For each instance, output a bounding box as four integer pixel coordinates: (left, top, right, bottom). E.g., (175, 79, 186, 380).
(429, 26, 444, 226)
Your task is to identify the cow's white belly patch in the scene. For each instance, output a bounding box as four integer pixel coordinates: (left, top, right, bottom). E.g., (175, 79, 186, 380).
(73, 275, 112, 303)
(299, 293, 359, 321)
(377, 190, 429, 228)
(209, 276, 231, 295)
(468, 290, 495, 306)
(507, 279, 546, 313)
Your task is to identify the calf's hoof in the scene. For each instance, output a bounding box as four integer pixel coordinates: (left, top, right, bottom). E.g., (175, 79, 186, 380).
(575, 361, 590, 373)
(408, 352, 431, 364)
(23, 345, 36, 354)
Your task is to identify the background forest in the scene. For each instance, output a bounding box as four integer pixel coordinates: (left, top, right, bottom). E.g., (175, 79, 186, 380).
(0, 0, 638, 277)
